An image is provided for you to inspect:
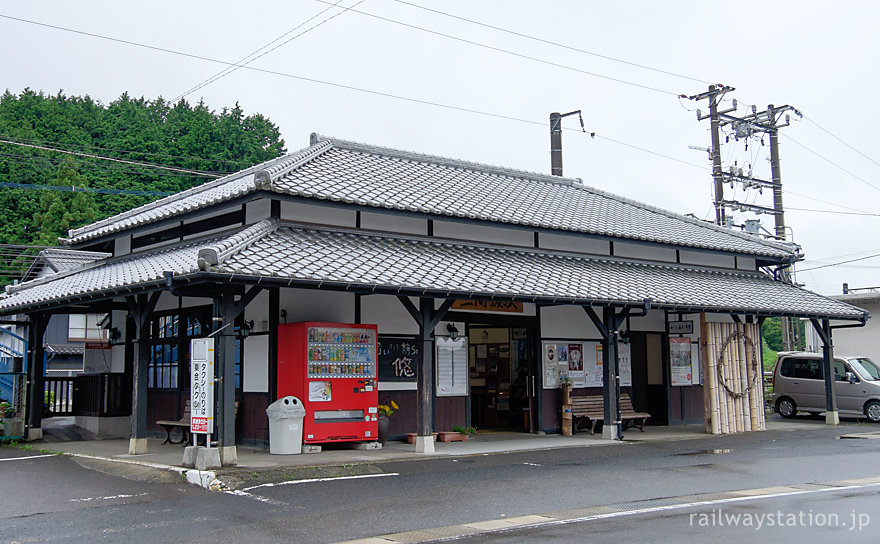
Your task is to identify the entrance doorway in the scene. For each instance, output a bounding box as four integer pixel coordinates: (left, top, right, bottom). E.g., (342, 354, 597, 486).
(468, 326, 534, 431)
(629, 332, 669, 425)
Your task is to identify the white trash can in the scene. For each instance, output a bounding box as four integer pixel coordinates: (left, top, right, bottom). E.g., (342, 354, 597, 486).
(266, 396, 306, 454)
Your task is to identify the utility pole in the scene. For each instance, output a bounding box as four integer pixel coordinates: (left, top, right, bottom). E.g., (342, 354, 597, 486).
(549, 110, 586, 176)
(686, 85, 735, 225)
(687, 86, 803, 350)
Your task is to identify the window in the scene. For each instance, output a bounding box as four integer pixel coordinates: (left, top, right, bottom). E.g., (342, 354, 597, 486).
(780, 358, 823, 380)
(68, 314, 109, 342)
(146, 307, 244, 391)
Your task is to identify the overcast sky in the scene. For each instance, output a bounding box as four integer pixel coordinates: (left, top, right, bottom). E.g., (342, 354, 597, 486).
(2, 1, 878, 296)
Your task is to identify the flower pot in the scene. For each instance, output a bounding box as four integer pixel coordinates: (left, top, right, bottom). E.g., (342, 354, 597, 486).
(438, 431, 468, 442)
(377, 414, 390, 444)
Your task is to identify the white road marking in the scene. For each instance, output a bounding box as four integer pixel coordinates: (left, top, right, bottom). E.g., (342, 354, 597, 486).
(70, 492, 149, 502)
(243, 472, 399, 492)
(0, 454, 55, 462)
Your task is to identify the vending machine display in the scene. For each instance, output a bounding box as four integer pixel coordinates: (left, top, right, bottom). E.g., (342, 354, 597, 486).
(278, 322, 378, 443)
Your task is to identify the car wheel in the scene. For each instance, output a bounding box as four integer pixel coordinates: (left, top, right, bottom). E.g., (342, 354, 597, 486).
(865, 401, 880, 423)
(776, 397, 797, 418)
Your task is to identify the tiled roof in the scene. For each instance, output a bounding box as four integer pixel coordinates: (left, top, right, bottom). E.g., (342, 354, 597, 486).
(63, 134, 797, 260)
(2, 220, 864, 321)
(23, 248, 111, 281)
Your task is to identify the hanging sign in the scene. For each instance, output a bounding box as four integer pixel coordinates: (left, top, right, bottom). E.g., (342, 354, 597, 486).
(452, 300, 524, 313)
(668, 321, 694, 334)
(436, 337, 468, 396)
(190, 338, 214, 434)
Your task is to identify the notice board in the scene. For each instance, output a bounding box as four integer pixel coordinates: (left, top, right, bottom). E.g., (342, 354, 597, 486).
(377, 336, 420, 382)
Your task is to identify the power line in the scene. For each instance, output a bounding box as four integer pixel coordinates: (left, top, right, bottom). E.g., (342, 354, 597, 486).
(0, 181, 173, 197)
(0, 134, 252, 167)
(798, 252, 880, 273)
(0, 153, 218, 178)
(803, 116, 880, 172)
(312, 0, 682, 96)
(786, 206, 880, 217)
(172, 0, 361, 101)
(390, 0, 713, 86)
(0, 138, 222, 177)
(782, 133, 880, 193)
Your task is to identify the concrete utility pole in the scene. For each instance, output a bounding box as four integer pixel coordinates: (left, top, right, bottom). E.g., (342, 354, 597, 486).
(686, 87, 803, 350)
(549, 110, 586, 177)
(686, 85, 735, 226)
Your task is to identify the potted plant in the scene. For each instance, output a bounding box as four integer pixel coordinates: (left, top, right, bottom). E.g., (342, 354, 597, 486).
(376, 401, 398, 444)
(0, 401, 17, 438)
(439, 425, 476, 442)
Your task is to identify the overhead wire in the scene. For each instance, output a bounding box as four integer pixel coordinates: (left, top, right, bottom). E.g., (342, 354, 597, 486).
(782, 133, 880, 193)
(0, 134, 252, 167)
(803, 116, 880, 172)
(797, 253, 880, 273)
(389, 0, 713, 85)
(312, 0, 683, 96)
(0, 13, 874, 221)
(172, 0, 363, 101)
(0, 138, 223, 177)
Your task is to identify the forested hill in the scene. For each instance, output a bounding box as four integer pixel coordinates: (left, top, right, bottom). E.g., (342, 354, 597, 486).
(0, 89, 286, 254)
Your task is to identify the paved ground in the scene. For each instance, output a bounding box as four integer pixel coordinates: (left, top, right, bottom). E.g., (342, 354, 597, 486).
(5, 415, 880, 543)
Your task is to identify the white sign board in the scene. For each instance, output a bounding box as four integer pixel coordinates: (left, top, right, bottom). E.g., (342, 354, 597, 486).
(190, 338, 214, 434)
(436, 337, 468, 396)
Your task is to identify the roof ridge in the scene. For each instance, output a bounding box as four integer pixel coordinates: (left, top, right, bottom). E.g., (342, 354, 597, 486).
(197, 218, 280, 270)
(310, 133, 579, 189)
(310, 134, 798, 255)
(63, 152, 297, 242)
(254, 140, 333, 186)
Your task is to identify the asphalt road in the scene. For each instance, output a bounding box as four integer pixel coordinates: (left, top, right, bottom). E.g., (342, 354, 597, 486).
(3, 422, 880, 543)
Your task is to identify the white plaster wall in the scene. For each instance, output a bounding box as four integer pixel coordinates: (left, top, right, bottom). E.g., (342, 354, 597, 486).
(114, 235, 131, 257)
(243, 334, 268, 393)
(628, 309, 666, 332)
(110, 308, 127, 373)
(704, 313, 738, 323)
(540, 305, 601, 339)
(281, 201, 357, 228)
(824, 302, 880, 361)
(538, 233, 610, 256)
(737, 257, 757, 271)
(361, 295, 418, 335)
(433, 220, 533, 247)
(279, 288, 355, 324)
(244, 290, 270, 332)
(245, 198, 272, 225)
(614, 242, 677, 263)
(679, 250, 736, 269)
(360, 212, 428, 236)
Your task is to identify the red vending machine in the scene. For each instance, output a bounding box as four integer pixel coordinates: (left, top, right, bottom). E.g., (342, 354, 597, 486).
(277, 322, 378, 443)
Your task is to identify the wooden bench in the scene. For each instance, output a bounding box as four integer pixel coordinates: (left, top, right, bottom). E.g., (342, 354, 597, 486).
(569, 393, 650, 435)
(156, 400, 191, 446)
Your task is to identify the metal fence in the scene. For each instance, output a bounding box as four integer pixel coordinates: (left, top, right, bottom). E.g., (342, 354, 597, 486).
(0, 372, 26, 440)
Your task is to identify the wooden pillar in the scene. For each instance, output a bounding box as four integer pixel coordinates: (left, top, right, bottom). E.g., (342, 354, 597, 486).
(25, 312, 48, 440)
(602, 308, 622, 441)
(127, 292, 160, 454)
(213, 287, 238, 465)
(397, 296, 453, 453)
(268, 287, 280, 402)
(811, 318, 838, 425)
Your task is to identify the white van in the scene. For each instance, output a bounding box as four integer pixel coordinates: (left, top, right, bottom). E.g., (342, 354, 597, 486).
(771, 351, 880, 422)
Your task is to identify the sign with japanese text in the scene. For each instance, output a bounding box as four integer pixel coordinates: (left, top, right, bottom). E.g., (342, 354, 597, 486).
(190, 338, 214, 434)
(452, 300, 524, 313)
(378, 336, 420, 382)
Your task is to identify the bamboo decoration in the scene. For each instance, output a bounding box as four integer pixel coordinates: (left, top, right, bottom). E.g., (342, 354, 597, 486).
(703, 319, 763, 435)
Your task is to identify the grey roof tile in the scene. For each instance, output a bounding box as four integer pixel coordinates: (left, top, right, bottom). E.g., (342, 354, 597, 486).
(63, 134, 796, 260)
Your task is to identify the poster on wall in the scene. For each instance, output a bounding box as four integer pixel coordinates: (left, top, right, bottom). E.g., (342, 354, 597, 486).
(670, 337, 693, 386)
(542, 342, 570, 389)
(567, 343, 586, 387)
(588, 343, 603, 387)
